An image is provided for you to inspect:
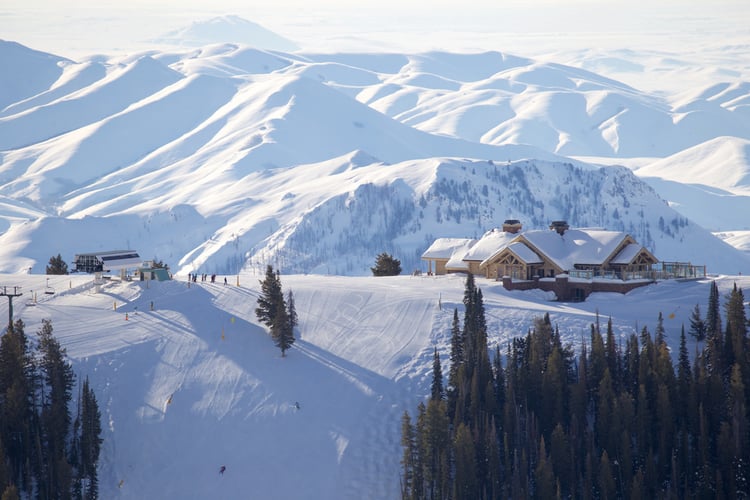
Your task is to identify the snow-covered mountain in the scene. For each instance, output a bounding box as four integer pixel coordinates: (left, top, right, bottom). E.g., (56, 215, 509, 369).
(1, 34, 749, 276)
(152, 15, 300, 52)
(2, 11, 750, 500)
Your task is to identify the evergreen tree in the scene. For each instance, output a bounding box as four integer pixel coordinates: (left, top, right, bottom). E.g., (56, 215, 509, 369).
(398, 278, 750, 499)
(430, 348, 444, 401)
(400, 412, 417, 500)
(550, 423, 572, 496)
(533, 437, 555, 500)
(46, 254, 69, 275)
(255, 265, 283, 328)
(723, 283, 747, 373)
(370, 253, 401, 276)
(36, 319, 75, 498)
(447, 308, 463, 417)
(453, 423, 477, 500)
(654, 311, 666, 347)
(422, 399, 450, 499)
(0, 319, 34, 493)
(676, 327, 692, 428)
(270, 294, 294, 356)
(705, 280, 723, 375)
(256, 266, 297, 356)
(0, 319, 102, 499)
(0, 485, 18, 500)
(78, 377, 102, 500)
(598, 450, 616, 500)
(688, 303, 706, 341)
(286, 290, 298, 330)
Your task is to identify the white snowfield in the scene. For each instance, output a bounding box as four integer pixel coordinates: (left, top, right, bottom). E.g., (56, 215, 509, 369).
(2, 271, 747, 499)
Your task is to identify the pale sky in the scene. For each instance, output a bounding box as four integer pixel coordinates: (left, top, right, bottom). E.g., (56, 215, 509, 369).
(2, 0, 747, 56)
(1, 0, 748, 94)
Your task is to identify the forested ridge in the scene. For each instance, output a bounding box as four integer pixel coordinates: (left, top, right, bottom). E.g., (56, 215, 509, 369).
(0, 319, 102, 500)
(401, 277, 750, 499)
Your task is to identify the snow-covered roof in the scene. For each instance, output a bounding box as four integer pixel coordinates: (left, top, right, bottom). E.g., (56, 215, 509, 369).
(506, 242, 543, 264)
(521, 229, 629, 270)
(463, 228, 519, 262)
(422, 238, 476, 259)
(611, 243, 646, 265)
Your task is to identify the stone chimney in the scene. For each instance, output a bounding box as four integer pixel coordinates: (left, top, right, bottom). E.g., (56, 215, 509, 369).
(502, 219, 522, 234)
(549, 220, 569, 235)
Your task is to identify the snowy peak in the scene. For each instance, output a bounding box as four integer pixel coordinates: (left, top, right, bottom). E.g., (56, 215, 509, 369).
(153, 15, 300, 53)
(0, 40, 71, 111)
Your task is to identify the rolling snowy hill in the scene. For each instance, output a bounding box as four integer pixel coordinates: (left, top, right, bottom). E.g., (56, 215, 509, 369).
(1, 38, 749, 275)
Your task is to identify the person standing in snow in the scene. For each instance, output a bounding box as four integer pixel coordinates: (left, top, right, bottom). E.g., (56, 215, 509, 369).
(219, 465, 226, 475)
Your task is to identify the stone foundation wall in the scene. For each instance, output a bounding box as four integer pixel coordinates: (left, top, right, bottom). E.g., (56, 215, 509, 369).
(501, 275, 653, 301)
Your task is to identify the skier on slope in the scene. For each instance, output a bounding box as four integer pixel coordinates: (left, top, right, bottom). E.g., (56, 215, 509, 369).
(219, 465, 226, 475)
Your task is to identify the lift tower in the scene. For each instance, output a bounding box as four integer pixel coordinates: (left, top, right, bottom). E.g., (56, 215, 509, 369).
(0, 286, 22, 332)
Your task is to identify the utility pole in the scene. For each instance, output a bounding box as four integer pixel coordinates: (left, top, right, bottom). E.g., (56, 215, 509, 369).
(0, 286, 22, 332)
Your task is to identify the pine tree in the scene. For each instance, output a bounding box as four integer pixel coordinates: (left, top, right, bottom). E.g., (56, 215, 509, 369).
(286, 290, 298, 330)
(45, 254, 69, 275)
(447, 308, 463, 417)
(598, 450, 616, 500)
(453, 423, 477, 500)
(688, 303, 706, 341)
(705, 280, 723, 375)
(255, 265, 283, 328)
(532, 436, 554, 500)
(400, 411, 417, 500)
(36, 319, 75, 498)
(0, 485, 18, 500)
(256, 266, 297, 356)
(654, 311, 666, 347)
(370, 253, 401, 276)
(79, 377, 102, 500)
(723, 283, 747, 373)
(270, 294, 294, 356)
(676, 327, 692, 429)
(422, 399, 450, 499)
(0, 320, 33, 492)
(430, 347, 444, 401)
(550, 423, 572, 496)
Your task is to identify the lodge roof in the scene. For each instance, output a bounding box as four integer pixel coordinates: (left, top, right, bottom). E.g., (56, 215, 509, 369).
(421, 238, 477, 260)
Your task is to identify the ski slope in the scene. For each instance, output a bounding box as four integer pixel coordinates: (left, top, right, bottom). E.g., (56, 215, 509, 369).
(2, 271, 748, 499)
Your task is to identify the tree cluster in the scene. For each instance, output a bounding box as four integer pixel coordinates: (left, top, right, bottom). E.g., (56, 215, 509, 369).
(371, 253, 402, 276)
(255, 265, 298, 357)
(400, 278, 750, 499)
(46, 254, 69, 275)
(0, 319, 102, 499)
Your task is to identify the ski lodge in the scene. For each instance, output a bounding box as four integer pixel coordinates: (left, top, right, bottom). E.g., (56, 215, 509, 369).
(72, 250, 142, 278)
(422, 220, 706, 301)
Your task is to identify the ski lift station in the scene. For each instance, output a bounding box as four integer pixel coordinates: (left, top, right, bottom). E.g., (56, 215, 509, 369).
(72, 250, 142, 279)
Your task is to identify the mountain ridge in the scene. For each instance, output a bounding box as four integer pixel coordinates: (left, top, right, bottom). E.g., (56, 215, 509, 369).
(0, 40, 749, 275)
